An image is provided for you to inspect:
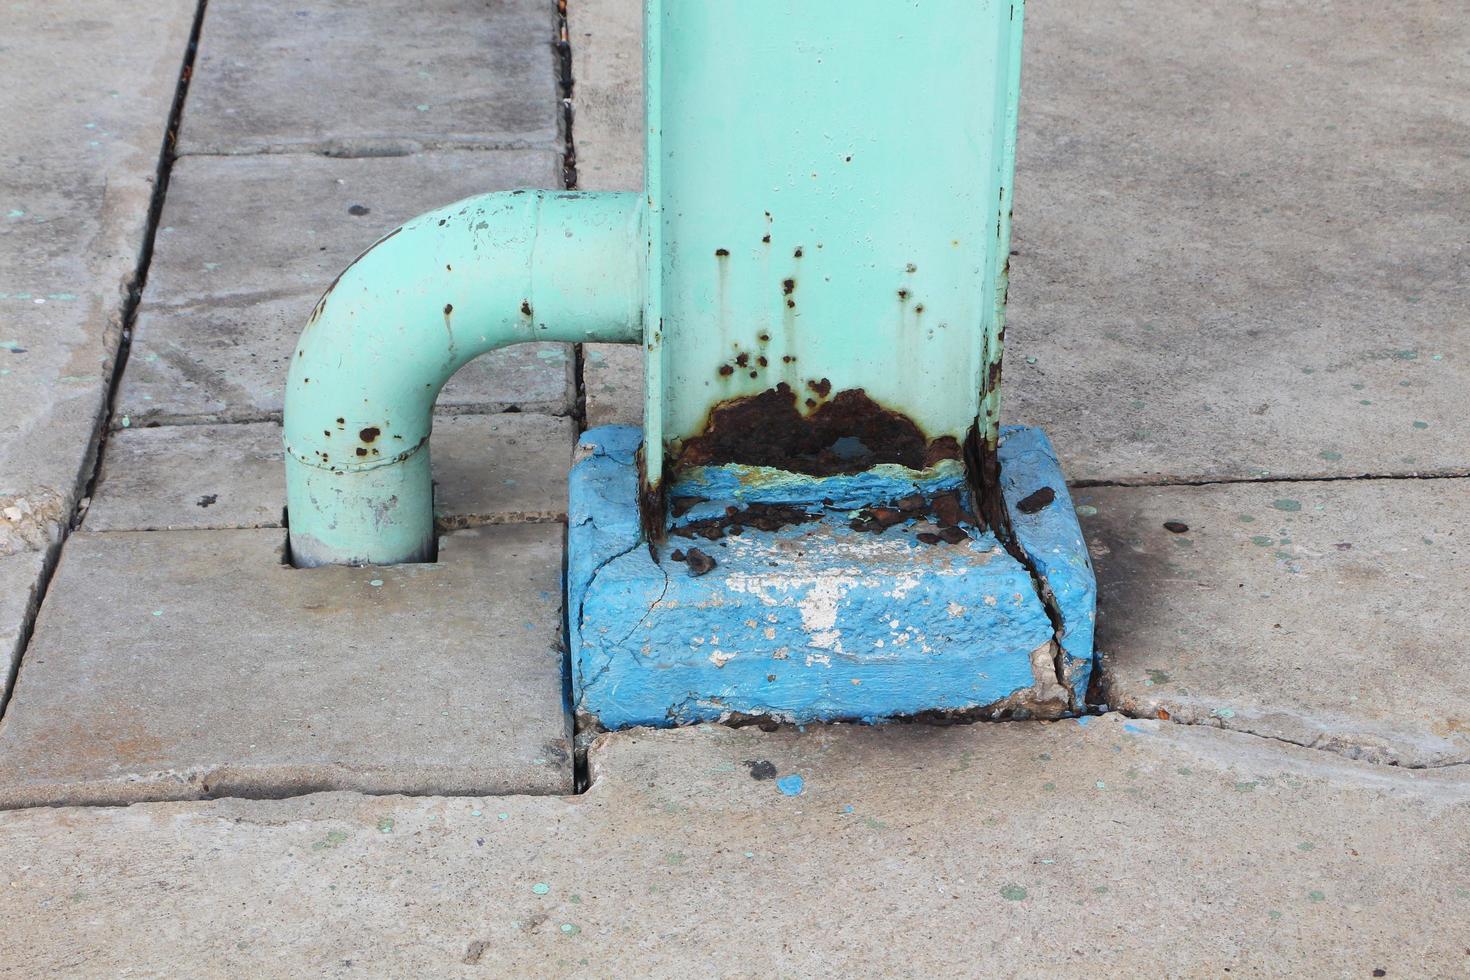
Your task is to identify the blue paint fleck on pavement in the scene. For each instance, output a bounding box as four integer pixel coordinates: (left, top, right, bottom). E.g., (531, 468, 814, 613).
(777, 775, 805, 796)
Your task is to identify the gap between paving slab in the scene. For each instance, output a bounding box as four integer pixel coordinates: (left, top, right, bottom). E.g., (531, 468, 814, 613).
(0, 0, 201, 546)
(0, 715, 1465, 974)
(0, 0, 208, 714)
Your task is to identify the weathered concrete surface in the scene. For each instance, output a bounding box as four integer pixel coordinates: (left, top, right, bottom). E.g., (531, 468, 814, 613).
(1004, 0, 1470, 483)
(86, 422, 286, 531)
(0, 549, 48, 702)
(431, 414, 575, 528)
(568, 0, 643, 193)
(1082, 478, 1470, 768)
(118, 151, 573, 425)
(0, 716, 1465, 975)
(582, 342, 642, 429)
(0, 526, 572, 807)
(566, 0, 1470, 484)
(0, 1, 196, 540)
(85, 414, 574, 532)
(179, 0, 560, 156)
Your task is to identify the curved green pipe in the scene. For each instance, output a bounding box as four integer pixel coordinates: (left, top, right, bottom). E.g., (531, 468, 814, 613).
(284, 190, 645, 567)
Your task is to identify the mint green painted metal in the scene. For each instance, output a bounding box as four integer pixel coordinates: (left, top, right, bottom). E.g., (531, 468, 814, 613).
(286, 0, 1027, 565)
(284, 190, 644, 567)
(640, 0, 1026, 493)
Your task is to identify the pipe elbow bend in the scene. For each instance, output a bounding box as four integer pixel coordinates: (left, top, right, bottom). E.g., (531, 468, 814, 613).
(284, 189, 645, 567)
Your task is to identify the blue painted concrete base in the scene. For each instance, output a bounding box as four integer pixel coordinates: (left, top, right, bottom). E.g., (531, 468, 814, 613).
(568, 426, 1095, 730)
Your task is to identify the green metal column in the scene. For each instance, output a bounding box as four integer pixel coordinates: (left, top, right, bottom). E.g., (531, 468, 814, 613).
(641, 0, 1024, 500)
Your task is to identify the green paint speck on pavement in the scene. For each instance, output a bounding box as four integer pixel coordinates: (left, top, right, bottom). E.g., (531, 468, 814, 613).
(1271, 499, 1302, 512)
(1075, 504, 1098, 517)
(560, 923, 580, 936)
(531, 883, 550, 895)
(1308, 890, 1326, 902)
(377, 818, 394, 833)
(1412, 420, 1429, 429)
(1318, 450, 1341, 461)
(1000, 884, 1027, 901)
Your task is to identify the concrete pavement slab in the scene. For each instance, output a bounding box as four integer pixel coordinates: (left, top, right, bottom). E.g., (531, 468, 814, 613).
(0, 715, 1464, 974)
(0, 0, 196, 538)
(1082, 477, 1470, 768)
(568, 0, 643, 193)
(582, 342, 642, 429)
(566, 0, 1470, 484)
(85, 413, 574, 531)
(430, 413, 575, 529)
(86, 422, 286, 531)
(118, 151, 573, 424)
(0, 525, 572, 807)
(179, 0, 560, 156)
(1004, 0, 1470, 483)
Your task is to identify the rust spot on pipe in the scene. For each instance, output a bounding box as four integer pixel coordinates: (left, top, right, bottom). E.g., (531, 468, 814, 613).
(520, 300, 533, 317)
(360, 427, 380, 443)
(677, 383, 961, 476)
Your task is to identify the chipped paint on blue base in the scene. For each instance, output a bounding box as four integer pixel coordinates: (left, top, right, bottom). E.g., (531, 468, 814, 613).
(998, 425, 1099, 696)
(568, 425, 1096, 730)
(671, 460, 969, 510)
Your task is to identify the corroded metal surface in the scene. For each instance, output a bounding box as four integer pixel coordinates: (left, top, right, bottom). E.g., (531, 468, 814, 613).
(641, 0, 1025, 502)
